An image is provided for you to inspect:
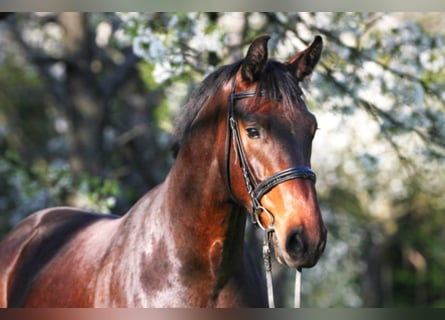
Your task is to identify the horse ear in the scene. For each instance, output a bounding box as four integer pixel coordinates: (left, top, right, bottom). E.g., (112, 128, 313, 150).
(286, 35, 323, 81)
(241, 35, 270, 83)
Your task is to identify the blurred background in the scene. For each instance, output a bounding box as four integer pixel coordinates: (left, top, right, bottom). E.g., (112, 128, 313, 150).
(0, 12, 444, 307)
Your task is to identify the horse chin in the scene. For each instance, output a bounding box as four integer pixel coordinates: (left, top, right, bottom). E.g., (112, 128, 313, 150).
(273, 248, 318, 269)
(273, 248, 302, 268)
(271, 234, 296, 267)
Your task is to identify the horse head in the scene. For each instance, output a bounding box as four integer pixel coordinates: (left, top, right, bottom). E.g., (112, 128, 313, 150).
(224, 35, 327, 269)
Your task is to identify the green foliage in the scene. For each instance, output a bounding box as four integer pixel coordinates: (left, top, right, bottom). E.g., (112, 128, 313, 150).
(384, 175, 445, 306)
(0, 148, 120, 228)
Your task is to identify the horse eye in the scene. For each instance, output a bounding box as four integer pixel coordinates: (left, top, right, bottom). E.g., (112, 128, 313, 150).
(246, 127, 260, 139)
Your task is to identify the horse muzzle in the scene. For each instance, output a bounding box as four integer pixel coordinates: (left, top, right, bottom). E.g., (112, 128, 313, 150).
(276, 225, 327, 268)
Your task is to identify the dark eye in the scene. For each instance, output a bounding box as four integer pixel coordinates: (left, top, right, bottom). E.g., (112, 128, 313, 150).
(246, 127, 260, 139)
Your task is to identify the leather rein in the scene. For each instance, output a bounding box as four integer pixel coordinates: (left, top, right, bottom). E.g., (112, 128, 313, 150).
(224, 77, 316, 308)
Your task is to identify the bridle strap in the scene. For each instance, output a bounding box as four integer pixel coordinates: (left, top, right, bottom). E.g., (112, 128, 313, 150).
(254, 166, 316, 201)
(263, 230, 275, 308)
(224, 80, 259, 205)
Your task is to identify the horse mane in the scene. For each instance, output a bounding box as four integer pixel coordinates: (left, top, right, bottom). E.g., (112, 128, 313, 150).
(171, 59, 304, 157)
(171, 60, 241, 157)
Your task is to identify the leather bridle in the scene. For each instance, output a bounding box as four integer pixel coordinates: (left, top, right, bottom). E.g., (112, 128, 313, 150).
(224, 76, 316, 230)
(223, 76, 316, 308)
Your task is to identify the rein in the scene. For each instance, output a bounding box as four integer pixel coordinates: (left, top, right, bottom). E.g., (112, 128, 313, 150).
(224, 77, 316, 308)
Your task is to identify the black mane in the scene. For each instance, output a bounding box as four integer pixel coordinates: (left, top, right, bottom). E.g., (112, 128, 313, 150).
(171, 59, 304, 157)
(171, 60, 241, 156)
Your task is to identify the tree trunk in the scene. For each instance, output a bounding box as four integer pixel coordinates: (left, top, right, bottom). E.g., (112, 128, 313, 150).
(59, 12, 104, 177)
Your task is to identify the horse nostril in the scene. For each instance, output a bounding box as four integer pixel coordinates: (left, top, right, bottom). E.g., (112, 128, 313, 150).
(317, 239, 326, 255)
(286, 226, 308, 259)
(317, 227, 327, 254)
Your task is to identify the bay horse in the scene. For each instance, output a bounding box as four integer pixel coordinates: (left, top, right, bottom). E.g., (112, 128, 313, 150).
(0, 35, 327, 307)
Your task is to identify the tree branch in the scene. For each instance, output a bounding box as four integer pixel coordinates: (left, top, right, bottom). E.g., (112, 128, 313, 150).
(101, 48, 140, 99)
(7, 14, 69, 106)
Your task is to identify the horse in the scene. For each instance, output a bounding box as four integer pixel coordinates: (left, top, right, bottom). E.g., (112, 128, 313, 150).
(0, 34, 327, 307)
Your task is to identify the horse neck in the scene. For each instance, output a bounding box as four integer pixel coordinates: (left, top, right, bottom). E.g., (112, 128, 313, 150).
(166, 135, 247, 274)
(163, 100, 250, 297)
(118, 91, 250, 305)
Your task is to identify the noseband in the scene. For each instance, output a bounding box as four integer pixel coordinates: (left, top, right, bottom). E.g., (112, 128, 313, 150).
(224, 77, 316, 230)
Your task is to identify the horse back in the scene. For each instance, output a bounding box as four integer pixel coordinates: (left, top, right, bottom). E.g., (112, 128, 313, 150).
(0, 207, 119, 307)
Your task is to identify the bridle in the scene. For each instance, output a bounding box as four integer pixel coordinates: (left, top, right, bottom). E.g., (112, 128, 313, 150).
(224, 76, 316, 308)
(224, 77, 317, 227)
